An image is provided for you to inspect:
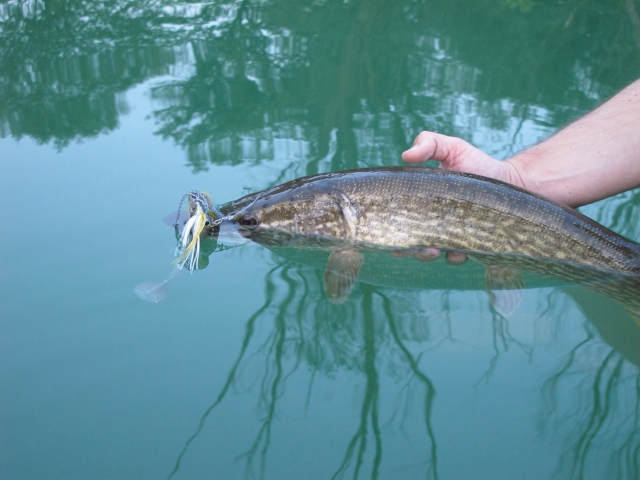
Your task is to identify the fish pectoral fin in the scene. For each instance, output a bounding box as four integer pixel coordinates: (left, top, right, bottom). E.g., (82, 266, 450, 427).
(324, 249, 364, 304)
(485, 266, 525, 317)
(331, 191, 360, 239)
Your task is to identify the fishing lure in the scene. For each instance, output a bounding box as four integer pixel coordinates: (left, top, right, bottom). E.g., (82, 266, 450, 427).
(173, 190, 224, 270)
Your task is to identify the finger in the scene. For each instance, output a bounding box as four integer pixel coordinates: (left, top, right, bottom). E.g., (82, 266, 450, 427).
(401, 132, 468, 165)
(445, 251, 467, 265)
(414, 247, 441, 262)
(402, 131, 511, 183)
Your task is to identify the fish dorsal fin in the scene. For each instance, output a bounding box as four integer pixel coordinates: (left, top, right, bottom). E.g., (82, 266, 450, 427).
(331, 191, 360, 239)
(485, 266, 525, 317)
(324, 249, 365, 303)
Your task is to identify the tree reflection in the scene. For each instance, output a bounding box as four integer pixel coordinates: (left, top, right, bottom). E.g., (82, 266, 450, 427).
(168, 261, 445, 479)
(3, 0, 640, 168)
(147, 0, 640, 173)
(167, 250, 639, 479)
(382, 292, 438, 480)
(476, 309, 534, 385)
(168, 266, 276, 478)
(543, 347, 640, 480)
(0, 0, 185, 145)
(539, 288, 640, 480)
(330, 292, 384, 480)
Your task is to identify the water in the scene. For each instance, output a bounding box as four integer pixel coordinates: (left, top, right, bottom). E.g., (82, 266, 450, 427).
(2, 1, 640, 478)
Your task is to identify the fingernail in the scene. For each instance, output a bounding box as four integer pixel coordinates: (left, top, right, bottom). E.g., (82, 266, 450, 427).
(445, 251, 467, 265)
(415, 248, 441, 262)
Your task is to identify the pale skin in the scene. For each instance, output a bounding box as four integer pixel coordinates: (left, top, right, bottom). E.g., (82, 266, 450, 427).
(398, 78, 640, 264)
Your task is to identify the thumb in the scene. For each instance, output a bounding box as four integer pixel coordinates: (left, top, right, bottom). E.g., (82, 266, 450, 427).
(401, 131, 470, 166)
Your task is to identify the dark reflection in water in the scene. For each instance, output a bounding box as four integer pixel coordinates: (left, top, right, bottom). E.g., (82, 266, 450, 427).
(544, 288, 640, 480)
(169, 263, 441, 479)
(0, 0, 182, 145)
(5, 0, 639, 247)
(3, 0, 640, 164)
(147, 0, 640, 173)
(168, 249, 639, 479)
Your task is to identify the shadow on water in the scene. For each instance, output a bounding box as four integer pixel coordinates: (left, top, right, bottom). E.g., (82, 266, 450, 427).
(166, 248, 639, 479)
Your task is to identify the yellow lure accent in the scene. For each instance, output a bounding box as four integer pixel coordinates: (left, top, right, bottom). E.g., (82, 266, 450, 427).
(173, 202, 208, 270)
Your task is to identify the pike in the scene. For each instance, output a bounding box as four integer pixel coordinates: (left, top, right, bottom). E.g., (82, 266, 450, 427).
(180, 167, 640, 317)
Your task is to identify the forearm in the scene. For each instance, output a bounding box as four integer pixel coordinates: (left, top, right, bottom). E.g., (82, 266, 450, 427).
(506, 80, 640, 207)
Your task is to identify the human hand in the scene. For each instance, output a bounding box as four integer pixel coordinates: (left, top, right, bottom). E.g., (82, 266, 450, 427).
(401, 131, 519, 186)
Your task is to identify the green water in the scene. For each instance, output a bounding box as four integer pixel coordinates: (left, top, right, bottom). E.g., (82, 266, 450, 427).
(2, 1, 640, 478)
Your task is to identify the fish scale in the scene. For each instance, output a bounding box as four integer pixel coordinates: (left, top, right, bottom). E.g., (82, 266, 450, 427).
(219, 166, 639, 275)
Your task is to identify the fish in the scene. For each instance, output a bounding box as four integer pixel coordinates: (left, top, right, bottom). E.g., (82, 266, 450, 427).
(185, 167, 640, 317)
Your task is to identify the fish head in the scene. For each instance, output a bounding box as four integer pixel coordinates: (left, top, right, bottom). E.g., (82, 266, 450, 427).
(230, 182, 358, 246)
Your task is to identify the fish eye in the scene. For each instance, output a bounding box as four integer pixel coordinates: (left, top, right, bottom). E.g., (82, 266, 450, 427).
(238, 214, 259, 227)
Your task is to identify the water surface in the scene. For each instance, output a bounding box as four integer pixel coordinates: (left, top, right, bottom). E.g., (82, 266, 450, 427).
(2, 1, 640, 478)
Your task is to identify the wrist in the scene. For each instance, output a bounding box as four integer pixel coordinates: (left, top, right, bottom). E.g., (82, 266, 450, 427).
(505, 148, 596, 207)
(504, 152, 542, 197)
